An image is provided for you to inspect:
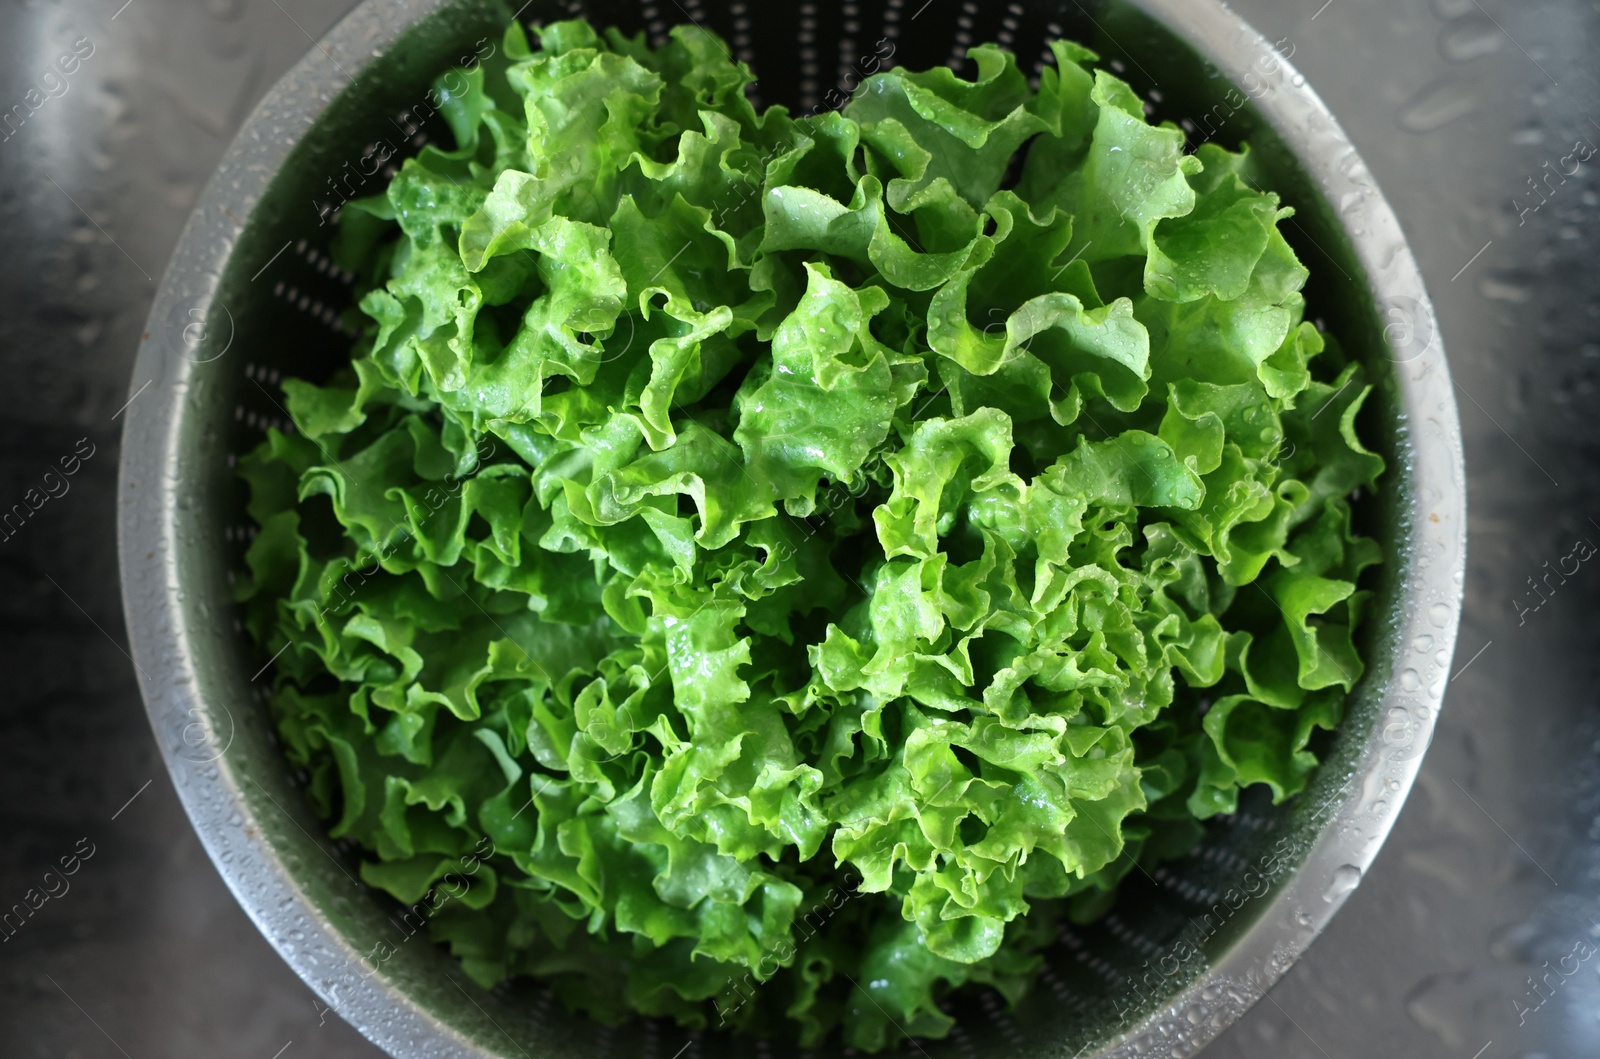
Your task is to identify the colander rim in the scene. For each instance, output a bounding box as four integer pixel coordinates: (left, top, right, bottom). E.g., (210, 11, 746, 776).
(117, 1, 1465, 1055)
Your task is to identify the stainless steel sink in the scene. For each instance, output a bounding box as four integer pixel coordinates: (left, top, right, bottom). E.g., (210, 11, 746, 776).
(1, 0, 1596, 1057)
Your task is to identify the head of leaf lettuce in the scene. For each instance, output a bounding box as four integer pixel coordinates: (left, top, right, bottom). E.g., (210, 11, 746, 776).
(234, 18, 1384, 1052)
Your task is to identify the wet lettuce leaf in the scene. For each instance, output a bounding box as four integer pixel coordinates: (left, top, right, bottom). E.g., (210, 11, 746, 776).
(237, 19, 1384, 1051)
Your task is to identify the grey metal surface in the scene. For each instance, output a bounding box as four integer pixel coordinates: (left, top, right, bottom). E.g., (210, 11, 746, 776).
(0, 4, 1587, 1059)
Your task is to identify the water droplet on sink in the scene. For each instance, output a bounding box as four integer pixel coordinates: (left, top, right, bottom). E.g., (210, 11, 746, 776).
(1398, 76, 1478, 133)
(1488, 920, 1543, 963)
(1478, 273, 1531, 303)
(1405, 971, 1478, 1046)
(1509, 121, 1545, 146)
(1439, 15, 1501, 62)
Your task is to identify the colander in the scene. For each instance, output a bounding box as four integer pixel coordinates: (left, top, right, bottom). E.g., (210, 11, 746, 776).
(116, 0, 1466, 1055)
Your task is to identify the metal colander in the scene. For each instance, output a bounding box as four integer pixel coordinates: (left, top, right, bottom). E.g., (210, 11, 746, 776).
(116, 0, 1465, 1056)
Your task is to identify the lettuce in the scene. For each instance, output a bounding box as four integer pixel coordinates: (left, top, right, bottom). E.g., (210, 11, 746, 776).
(236, 20, 1384, 1050)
